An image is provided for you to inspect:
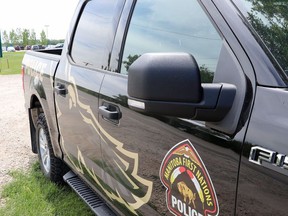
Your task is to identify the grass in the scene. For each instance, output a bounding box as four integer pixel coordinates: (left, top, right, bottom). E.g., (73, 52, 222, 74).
(0, 51, 25, 75)
(0, 162, 94, 216)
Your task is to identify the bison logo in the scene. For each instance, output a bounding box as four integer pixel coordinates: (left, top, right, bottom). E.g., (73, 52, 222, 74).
(160, 139, 219, 216)
(177, 181, 197, 208)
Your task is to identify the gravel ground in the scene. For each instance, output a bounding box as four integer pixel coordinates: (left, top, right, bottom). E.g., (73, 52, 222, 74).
(0, 74, 36, 206)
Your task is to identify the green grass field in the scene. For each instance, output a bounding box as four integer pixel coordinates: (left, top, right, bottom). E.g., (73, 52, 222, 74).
(0, 163, 93, 216)
(0, 51, 25, 75)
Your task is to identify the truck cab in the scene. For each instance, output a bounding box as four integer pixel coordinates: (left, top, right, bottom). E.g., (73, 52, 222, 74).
(23, 0, 288, 215)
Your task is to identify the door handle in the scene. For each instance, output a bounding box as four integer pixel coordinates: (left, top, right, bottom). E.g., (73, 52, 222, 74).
(55, 84, 67, 96)
(99, 103, 122, 120)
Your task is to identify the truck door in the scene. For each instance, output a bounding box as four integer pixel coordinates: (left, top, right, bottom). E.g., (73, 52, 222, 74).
(54, 0, 126, 191)
(97, 0, 255, 215)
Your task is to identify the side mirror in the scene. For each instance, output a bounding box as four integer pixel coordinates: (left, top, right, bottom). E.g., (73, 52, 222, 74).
(127, 53, 236, 122)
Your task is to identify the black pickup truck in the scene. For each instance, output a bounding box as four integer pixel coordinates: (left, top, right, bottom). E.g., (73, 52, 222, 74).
(22, 0, 288, 215)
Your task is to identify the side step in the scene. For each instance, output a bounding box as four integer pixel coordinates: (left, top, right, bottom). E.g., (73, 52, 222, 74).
(63, 171, 115, 216)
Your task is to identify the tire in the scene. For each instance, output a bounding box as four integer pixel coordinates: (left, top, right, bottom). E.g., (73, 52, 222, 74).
(36, 113, 68, 183)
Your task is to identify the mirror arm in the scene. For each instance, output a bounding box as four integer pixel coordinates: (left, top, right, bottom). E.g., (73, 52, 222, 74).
(128, 83, 236, 121)
(195, 83, 236, 121)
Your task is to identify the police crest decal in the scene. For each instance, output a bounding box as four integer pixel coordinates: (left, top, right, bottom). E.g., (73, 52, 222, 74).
(160, 139, 219, 216)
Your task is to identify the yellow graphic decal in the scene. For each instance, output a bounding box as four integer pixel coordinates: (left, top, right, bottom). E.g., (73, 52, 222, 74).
(56, 74, 153, 215)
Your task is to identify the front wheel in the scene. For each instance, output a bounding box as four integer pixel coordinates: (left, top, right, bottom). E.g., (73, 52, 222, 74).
(36, 113, 68, 183)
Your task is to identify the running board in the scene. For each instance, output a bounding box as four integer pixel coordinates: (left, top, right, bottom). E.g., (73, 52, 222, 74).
(63, 171, 115, 216)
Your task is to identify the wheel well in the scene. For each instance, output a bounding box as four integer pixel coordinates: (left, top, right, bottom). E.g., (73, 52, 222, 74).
(29, 95, 43, 153)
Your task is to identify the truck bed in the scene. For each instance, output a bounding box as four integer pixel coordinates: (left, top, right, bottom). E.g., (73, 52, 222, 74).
(22, 49, 62, 158)
(38, 48, 63, 56)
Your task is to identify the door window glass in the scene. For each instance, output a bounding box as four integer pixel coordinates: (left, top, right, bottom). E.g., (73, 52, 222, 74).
(71, 0, 124, 70)
(121, 0, 223, 83)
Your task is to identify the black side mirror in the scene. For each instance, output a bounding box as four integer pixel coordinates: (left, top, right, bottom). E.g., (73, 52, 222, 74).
(127, 53, 236, 122)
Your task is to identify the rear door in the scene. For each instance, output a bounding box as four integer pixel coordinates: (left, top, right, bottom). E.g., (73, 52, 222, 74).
(98, 0, 255, 215)
(54, 0, 126, 193)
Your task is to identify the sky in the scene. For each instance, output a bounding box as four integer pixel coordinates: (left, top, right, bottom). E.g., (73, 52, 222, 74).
(0, 0, 79, 40)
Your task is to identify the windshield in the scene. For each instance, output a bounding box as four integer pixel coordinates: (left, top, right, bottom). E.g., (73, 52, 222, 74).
(233, 0, 288, 74)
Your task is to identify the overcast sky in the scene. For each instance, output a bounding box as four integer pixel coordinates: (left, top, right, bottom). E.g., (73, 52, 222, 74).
(0, 0, 79, 39)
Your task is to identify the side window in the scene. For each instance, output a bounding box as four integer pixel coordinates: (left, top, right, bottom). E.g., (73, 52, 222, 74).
(71, 0, 124, 70)
(121, 0, 223, 83)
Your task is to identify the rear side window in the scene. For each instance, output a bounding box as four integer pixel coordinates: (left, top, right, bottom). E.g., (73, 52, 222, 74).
(71, 0, 125, 70)
(120, 0, 223, 83)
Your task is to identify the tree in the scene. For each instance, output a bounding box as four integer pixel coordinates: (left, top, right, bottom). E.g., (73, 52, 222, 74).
(9, 29, 17, 45)
(0, 33, 3, 57)
(2, 30, 9, 47)
(30, 29, 37, 45)
(22, 29, 30, 46)
(1, 28, 66, 47)
(15, 28, 23, 45)
(49, 39, 65, 45)
(40, 30, 47, 45)
(200, 65, 214, 83)
(122, 54, 141, 71)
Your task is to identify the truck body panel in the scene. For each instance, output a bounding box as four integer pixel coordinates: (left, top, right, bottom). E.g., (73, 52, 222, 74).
(238, 86, 288, 215)
(23, 50, 62, 157)
(22, 0, 288, 215)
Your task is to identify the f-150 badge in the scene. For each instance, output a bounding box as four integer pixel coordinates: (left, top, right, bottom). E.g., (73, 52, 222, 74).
(160, 139, 219, 216)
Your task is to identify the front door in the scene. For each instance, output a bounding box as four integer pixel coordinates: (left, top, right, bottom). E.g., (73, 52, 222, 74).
(98, 0, 255, 215)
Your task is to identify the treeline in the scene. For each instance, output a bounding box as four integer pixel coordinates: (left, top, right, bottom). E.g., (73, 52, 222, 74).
(1, 28, 64, 47)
